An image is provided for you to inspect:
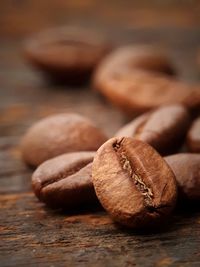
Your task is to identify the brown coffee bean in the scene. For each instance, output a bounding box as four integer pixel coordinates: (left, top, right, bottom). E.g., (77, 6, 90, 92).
(32, 151, 97, 209)
(94, 45, 175, 80)
(93, 46, 200, 115)
(116, 105, 190, 155)
(24, 27, 111, 85)
(92, 137, 177, 229)
(21, 113, 107, 167)
(186, 117, 200, 153)
(165, 153, 200, 201)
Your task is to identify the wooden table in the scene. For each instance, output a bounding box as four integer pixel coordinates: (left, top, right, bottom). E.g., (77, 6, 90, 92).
(1, 1, 200, 266)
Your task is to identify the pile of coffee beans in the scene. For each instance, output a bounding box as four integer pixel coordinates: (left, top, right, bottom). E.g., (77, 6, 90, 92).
(22, 28, 200, 230)
(21, 107, 200, 230)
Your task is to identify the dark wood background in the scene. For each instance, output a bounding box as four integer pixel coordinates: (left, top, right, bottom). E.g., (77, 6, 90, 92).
(0, 1, 200, 266)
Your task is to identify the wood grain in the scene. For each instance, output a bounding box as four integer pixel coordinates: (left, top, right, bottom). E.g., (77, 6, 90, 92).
(0, 1, 200, 266)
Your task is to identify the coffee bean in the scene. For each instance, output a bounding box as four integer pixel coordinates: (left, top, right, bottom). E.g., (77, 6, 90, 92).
(93, 46, 200, 115)
(32, 151, 97, 209)
(186, 117, 200, 153)
(92, 137, 177, 229)
(24, 26, 111, 85)
(165, 153, 200, 201)
(21, 113, 107, 167)
(116, 105, 190, 154)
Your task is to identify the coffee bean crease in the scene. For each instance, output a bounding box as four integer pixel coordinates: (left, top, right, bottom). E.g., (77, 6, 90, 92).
(113, 138, 154, 206)
(40, 159, 91, 188)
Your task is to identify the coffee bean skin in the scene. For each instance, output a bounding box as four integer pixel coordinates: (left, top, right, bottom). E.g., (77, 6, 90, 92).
(93, 46, 200, 115)
(165, 153, 200, 201)
(24, 27, 111, 85)
(92, 137, 177, 229)
(94, 45, 175, 84)
(21, 113, 107, 167)
(187, 117, 200, 153)
(116, 105, 190, 154)
(32, 151, 97, 209)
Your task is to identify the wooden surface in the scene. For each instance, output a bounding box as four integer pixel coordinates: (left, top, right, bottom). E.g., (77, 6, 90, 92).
(0, 1, 200, 266)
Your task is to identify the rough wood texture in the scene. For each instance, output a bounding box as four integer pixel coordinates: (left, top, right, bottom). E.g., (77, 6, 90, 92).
(0, 1, 200, 266)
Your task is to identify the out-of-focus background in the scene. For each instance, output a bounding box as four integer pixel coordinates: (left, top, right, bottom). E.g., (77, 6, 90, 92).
(1, 0, 200, 37)
(0, 1, 200, 266)
(1, 0, 200, 134)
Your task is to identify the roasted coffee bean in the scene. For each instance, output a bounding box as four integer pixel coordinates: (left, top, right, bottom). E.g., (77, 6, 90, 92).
(32, 151, 97, 209)
(116, 105, 190, 154)
(186, 117, 200, 153)
(165, 153, 200, 201)
(93, 46, 200, 115)
(21, 113, 107, 167)
(24, 27, 111, 85)
(92, 137, 177, 229)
